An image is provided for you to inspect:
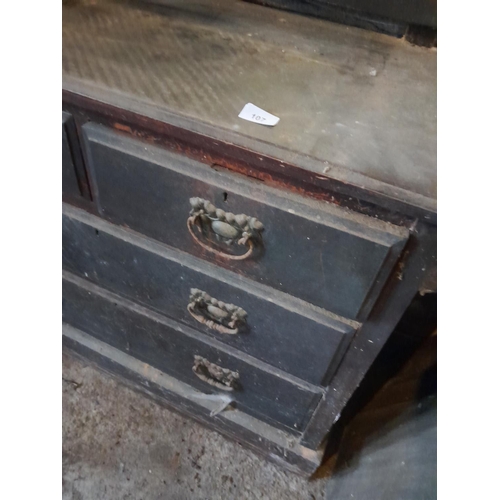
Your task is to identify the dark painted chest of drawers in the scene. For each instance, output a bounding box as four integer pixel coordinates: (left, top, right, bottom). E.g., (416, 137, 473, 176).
(62, 0, 436, 475)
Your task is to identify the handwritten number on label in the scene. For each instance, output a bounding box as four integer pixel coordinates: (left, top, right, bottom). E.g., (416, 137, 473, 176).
(238, 103, 279, 126)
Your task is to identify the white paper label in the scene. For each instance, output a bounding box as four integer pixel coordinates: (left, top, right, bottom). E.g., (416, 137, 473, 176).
(238, 103, 280, 127)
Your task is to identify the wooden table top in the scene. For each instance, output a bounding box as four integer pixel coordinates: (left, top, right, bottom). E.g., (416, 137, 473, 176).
(63, 0, 436, 215)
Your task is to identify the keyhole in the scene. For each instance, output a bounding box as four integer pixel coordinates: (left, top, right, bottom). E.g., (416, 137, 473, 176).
(222, 192, 228, 202)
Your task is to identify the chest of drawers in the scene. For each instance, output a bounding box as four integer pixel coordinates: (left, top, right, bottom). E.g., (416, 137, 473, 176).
(62, 0, 436, 475)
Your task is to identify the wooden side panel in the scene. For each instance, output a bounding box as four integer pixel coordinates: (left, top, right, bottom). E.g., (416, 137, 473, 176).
(62, 111, 94, 203)
(301, 222, 436, 448)
(62, 112, 81, 200)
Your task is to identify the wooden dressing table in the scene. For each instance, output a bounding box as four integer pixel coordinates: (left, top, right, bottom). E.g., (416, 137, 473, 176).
(62, 0, 436, 474)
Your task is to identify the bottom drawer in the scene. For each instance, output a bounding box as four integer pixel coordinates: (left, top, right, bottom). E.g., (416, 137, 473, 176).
(62, 273, 323, 433)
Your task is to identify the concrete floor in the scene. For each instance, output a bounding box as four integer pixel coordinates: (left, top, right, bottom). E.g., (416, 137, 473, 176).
(62, 352, 327, 500)
(62, 313, 436, 500)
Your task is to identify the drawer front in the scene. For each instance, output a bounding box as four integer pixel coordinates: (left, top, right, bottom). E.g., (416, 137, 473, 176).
(62, 274, 323, 432)
(62, 206, 355, 386)
(83, 123, 409, 320)
(62, 112, 81, 199)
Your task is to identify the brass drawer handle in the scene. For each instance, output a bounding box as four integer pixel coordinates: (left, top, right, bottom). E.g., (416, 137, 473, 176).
(192, 355, 239, 391)
(187, 197, 264, 261)
(187, 288, 248, 335)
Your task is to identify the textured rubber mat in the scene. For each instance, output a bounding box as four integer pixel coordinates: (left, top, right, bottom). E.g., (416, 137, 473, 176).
(63, 1, 297, 125)
(62, 0, 436, 202)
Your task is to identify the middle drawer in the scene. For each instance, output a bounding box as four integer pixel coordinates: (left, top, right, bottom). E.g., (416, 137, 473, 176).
(63, 205, 356, 386)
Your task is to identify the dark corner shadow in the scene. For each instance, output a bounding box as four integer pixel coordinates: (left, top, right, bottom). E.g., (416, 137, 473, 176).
(310, 292, 437, 481)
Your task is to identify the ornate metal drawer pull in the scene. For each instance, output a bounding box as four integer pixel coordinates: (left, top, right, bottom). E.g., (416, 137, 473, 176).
(192, 355, 239, 391)
(188, 289, 248, 335)
(187, 197, 264, 261)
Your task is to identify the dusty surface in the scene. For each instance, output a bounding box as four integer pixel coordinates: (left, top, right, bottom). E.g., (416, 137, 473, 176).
(62, 351, 326, 500)
(63, 0, 436, 203)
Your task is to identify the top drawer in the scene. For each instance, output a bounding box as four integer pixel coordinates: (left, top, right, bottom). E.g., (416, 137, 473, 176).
(82, 123, 408, 320)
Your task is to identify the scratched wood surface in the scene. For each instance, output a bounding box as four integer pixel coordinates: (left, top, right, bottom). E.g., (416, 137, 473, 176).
(62, 0, 436, 211)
